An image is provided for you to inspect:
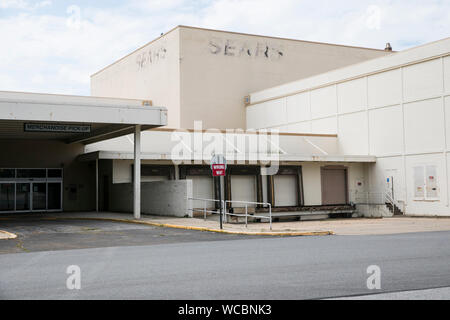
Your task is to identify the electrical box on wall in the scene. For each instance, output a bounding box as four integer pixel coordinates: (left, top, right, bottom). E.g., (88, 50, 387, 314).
(244, 95, 251, 106)
(413, 165, 439, 200)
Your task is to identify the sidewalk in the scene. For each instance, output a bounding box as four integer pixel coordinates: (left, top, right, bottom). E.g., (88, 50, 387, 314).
(36, 212, 333, 236)
(2, 212, 450, 236)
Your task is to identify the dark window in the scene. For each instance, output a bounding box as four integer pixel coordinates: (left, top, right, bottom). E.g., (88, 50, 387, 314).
(16, 169, 46, 179)
(47, 169, 63, 178)
(0, 169, 15, 179)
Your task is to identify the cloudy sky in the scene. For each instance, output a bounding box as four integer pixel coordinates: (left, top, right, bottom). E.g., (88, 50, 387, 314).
(0, 0, 449, 96)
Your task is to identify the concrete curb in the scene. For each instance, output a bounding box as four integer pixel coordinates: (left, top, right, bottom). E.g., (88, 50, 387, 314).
(0, 230, 17, 240)
(39, 217, 334, 237)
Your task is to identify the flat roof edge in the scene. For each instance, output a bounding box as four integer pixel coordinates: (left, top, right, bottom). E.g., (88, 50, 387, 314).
(177, 25, 390, 52)
(82, 151, 376, 163)
(0, 90, 166, 111)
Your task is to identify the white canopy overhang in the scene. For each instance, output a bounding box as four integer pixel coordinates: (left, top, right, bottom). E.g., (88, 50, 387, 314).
(0, 91, 167, 144)
(0, 90, 167, 219)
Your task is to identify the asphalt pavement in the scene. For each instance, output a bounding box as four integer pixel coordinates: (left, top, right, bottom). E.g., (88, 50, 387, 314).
(0, 218, 256, 254)
(0, 219, 449, 299)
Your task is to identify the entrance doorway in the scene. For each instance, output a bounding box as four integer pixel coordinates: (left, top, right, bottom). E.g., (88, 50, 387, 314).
(0, 169, 63, 213)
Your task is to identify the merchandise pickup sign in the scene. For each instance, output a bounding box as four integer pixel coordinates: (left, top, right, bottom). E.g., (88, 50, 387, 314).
(212, 164, 226, 177)
(24, 123, 91, 133)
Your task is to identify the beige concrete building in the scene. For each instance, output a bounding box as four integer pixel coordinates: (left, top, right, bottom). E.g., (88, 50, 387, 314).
(3, 26, 449, 221)
(247, 37, 450, 216)
(91, 26, 392, 129)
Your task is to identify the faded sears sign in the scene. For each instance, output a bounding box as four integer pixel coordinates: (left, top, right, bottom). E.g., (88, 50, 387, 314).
(208, 37, 284, 60)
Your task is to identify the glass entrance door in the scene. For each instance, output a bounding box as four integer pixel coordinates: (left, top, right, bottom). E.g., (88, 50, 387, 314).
(1, 168, 63, 213)
(32, 182, 47, 211)
(47, 182, 62, 211)
(0, 183, 15, 212)
(16, 183, 31, 211)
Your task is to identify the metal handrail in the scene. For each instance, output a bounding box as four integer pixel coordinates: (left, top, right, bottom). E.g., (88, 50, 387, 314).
(224, 200, 272, 230)
(187, 197, 223, 221)
(187, 197, 273, 230)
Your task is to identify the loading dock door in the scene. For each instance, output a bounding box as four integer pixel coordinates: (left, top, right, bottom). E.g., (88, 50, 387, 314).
(231, 176, 257, 207)
(321, 167, 348, 205)
(274, 175, 298, 206)
(187, 175, 214, 208)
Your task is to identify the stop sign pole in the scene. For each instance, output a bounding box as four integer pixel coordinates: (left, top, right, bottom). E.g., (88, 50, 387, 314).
(211, 155, 227, 230)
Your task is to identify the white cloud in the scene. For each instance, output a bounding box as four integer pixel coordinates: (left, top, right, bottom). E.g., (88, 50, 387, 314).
(0, 0, 448, 95)
(35, 0, 50, 8)
(0, 0, 29, 9)
(0, 0, 51, 10)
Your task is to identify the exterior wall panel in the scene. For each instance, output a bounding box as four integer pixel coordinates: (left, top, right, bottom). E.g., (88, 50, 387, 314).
(285, 121, 311, 134)
(338, 78, 367, 114)
(338, 112, 369, 155)
(246, 104, 265, 129)
(403, 98, 445, 154)
(265, 98, 287, 128)
(368, 69, 402, 108)
(368, 105, 403, 156)
(403, 58, 443, 102)
(444, 55, 450, 94)
(286, 92, 310, 124)
(311, 116, 337, 134)
(310, 85, 337, 119)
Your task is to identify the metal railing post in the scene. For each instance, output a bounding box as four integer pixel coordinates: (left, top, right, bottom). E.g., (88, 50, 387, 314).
(245, 204, 248, 228)
(204, 200, 206, 221)
(269, 204, 272, 231)
(223, 200, 228, 223)
(222, 200, 225, 225)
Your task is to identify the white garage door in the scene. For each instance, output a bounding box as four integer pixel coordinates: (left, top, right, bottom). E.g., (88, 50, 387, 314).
(231, 175, 257, 207)
(274, 175, 298, 207)
(187, 175, 214, 208)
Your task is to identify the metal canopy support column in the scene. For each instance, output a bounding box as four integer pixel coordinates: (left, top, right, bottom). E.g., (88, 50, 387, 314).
(134, 125, 141, 219)
(96, 158, 99, 212)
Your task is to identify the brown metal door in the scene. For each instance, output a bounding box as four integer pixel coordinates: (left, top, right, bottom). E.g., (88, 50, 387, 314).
(321, 167, 348, 205)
